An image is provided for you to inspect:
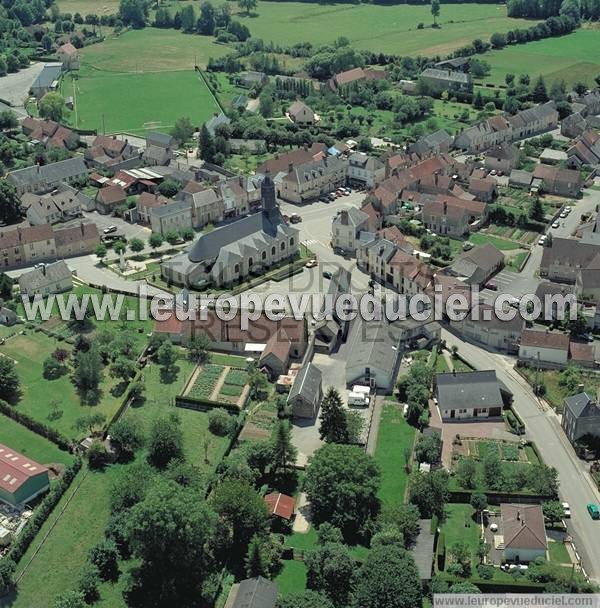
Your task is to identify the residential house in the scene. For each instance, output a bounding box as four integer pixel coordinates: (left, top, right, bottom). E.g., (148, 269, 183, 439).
(205, 112, 231, 137)
(161, 174, 299, 288)
(573, 90, 600, 116)
(84, 135, 140, 173)
(218, 175, 263, 218)
(238, 71, 267, 89)
(345, 316, 403, 393)
(287, 100, 317, 125)
(149, 200, 192, 236)
(224, 576, 277, 608)
(507, 102, 559, 140)
(540, 148, 568, 165)
(279, 156, 347, 204)
(540, 237, 600, 284)
(0, 225, 55, 268)
(469, 176, 497, 202)
(435, 369, 506, 420)
(331, 207, 369, 254)
(534, 280, 576, 321)
(143, 131, 177, 166)
(31, 63, 62, 99)
(567, 129, 600, 169)
(518, 329, 570, 367)
(409, 130, 454, 157)
(509, 169, 534, 189)
(56, 42, 79, 70)
(18, 260, 72, 296)
(287, 362, 323, 419)
(256, 143, 327, 175)
(136, 191, 170, 224)
(259, 328, 292, 380)
(420, 68, 472, 94)
(314, 267, 353, 353)
(501, 504, 547, 563)
(184, 188, 225, 229)
(0, 443, 50, 506)
(328, 67, 386, 91)
(454, 115, 512, 153)
(24, 188, 83, 225)
(446, 243, 503, 286)
(450, 301, 524, 353)
(421, 194, 487, 237)
(95, 184, 127, 214)
(484, 143, 520, 174)
(21, 117, 79, 150)
(347, 152, 385, 188)
(7, 157, 88, 195)
(54, 222, 100, 258)
(533, 164, 582, 197)
(562, 112, 589, 139)
(562, 392, 600, 443)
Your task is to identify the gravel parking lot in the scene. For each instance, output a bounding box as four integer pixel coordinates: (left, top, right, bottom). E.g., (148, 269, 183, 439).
(0, 62, 45, 108)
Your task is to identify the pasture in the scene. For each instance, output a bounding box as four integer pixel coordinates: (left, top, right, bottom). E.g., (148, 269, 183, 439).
(61, 67, 221, 134)
(223, 1, 537, 56)
(479, 29, 600, 88)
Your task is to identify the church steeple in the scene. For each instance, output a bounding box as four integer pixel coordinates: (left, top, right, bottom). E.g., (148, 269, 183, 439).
(261, 171, 278, 218)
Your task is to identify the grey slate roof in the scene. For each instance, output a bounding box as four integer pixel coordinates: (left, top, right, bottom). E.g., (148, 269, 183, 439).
(333, 206, 369, 228)
(289, 362, 322, 404)
(205, 112, 231, 136)
(32, 63, 62, 91)
(19, 261, 71, 291)
(564, 392, 600, 419)
(7, 156, 87, 189)
(231, 576, 277, 608)
(150, 200, 191, 218)
(347, 315, 402, 376)
(436, 370, 503, 411)
(146, 131, 175, 148)
(421, 67, 470, 85)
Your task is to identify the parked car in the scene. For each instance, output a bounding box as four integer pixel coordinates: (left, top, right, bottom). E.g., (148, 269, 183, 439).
(103, 225, 118, 234)
(322, 270, 333, 280)
(587, 503, 599, 519)
(552, 221, 560, 229)
(562, 502, 571, 518)
(305, 259, 317, 268)
(289, 214, 302, 224)
(484, 281, 498, 291)
(560, 211, 568, 219)
(538, 235, 547, 245)
(462, 241, 474, 251)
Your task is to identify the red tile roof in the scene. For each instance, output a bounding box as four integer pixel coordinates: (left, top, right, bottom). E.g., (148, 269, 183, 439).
(0, 443, 49, 496)
(264, 492, 295, 520)
(520, 329, 569, 350)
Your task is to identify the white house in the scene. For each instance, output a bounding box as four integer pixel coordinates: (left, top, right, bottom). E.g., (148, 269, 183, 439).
(518, 329, 569, 367)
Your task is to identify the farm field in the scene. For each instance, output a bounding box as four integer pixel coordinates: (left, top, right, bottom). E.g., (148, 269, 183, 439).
(227, 2, 537, 57)
(0, 413, 74, 467)
(480, 29, 600, 88)
(374, 403, 416, 507)
(61, 67, 221, 135)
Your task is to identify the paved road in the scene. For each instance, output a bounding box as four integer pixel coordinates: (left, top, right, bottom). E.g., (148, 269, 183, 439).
(443, 328, 600, 583)
(0, 62, 45, 109)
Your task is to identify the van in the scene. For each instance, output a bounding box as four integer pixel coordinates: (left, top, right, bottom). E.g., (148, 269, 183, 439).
(352, 385, 371, 397)
(348, 391, 369, 407)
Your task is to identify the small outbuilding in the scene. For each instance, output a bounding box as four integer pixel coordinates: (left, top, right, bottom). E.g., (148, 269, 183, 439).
(287, 362, 323, 419)
(264, 492, 296, 520)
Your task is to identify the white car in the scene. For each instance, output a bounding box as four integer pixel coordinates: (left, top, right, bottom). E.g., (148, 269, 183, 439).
(538, 235, 546, 245)
(552, 221, 560, 229)
(305, 259, 317, 268)
(562, 502, 571, 518)
(560, 211, 568, 218)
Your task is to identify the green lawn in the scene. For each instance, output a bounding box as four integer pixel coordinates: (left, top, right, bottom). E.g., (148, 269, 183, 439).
(506, 251, 528, 271)
(0, 413, 73, 467)
(0, 332, 128, 441)
(548, 540, 571, 565)
(79, 27, 232, 71)
(435, 354, 451, 373)
(275, 560, 307, 596)
(125, 355, 230, 467)
(230, 2, 537, 57)
(374, 403, 416, 507)
(12, 465, 122, 608)
(285, 528, 369, 561)
(469, 233, 521, 250)
(480, 28, 600, 89)
(441, 503, 480, 566)
(61, 67, 221, 135)
(209, 352, 249, 367)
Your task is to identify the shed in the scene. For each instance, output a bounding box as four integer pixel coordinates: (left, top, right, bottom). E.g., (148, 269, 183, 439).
(264, 492, 296, 520)
(287, 362, 322, 419)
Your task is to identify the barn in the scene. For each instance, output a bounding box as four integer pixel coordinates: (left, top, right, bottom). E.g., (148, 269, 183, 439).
(0, 444, 50, 506)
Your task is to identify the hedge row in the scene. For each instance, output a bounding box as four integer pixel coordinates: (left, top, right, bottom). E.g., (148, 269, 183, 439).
(175, 395, 243, 413)
(0, 400, 72, 452)
(7, 458, 82, 565)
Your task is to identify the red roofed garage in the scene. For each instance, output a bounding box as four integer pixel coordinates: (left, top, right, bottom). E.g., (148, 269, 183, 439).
(0, 443, 50, 506)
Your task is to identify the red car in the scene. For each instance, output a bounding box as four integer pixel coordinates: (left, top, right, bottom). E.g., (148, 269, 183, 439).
(485, 281, 498, 291)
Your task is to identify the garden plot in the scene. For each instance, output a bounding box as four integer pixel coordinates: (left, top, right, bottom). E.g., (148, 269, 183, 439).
(183, 363, 250, 408)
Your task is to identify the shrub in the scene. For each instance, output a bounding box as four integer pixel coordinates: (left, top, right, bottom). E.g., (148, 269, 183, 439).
(209, 408, 232, 436)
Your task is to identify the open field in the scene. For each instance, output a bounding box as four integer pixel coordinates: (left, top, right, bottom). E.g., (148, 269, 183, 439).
(57, 0, 120, 15)
(275, 560, 307, 596)
(374, 403, 416, 506)
(229, 2, 537, 57)
(0, 332, 128, 440)
(80, 28, 232, 71)
(480, 29, 600, 88)
(61, 67, 221, 135)
(0, 413, 74, 467)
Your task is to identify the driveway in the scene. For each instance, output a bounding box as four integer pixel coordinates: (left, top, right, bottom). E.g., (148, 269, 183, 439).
(0, 62, 45, 108)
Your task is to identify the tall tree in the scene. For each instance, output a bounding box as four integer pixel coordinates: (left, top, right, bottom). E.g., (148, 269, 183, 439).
(171, 116, 194, 144)
(0, 356, 19, 399)
(532, 76, 549, 102)
(319, 387, 349, 443)
(0, 181, 21, 224)
(305, 542, 355, 607)
(147, 412, 183, 469)
(199, 123, 215, 162)
(245, 534, 269, 578)
(238, 0, 257, 15)
(39, 92, 65, 121)
(431, 0, 440, 25)
(271, 419, 297, 473)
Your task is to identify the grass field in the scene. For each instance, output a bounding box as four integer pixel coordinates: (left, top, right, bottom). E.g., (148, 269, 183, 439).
(374, 403, 416, 507)
(61, 67, 221, 135)
(480, 29, 600, 88)
(80, 28, 232, 71)
(469, 233, 522, 250)
(274, 560, 307, 596)
(441, 503, 480, 562)
(228, 2, 537, 57)
(0, 332, 127, 440)
(0, 413, 74, 467)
